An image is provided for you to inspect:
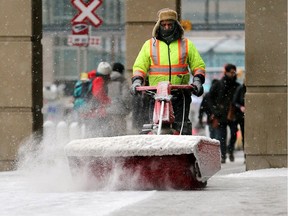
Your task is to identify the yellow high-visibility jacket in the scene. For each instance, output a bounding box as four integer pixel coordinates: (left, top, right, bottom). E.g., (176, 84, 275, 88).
(133, 38, 205, 86)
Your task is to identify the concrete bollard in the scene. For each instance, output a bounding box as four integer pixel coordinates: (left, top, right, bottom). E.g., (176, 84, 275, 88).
(56, 121, 69, 146)
(43, 120, 87, 144)
(81, 124, 86, 139)
(69, 122, 81, 141)
(43, 121, 56, 144)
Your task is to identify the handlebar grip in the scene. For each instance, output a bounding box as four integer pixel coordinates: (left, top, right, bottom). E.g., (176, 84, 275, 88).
(136, 84, 199, 95)
(171, 84, 198, 95)
(190, 84, 198, 95)
(136, 86, 157, 91)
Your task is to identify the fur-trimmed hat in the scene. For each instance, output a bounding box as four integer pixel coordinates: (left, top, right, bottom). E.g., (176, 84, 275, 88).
(152, 8, 184, 38)
(97, 62, 112, 76)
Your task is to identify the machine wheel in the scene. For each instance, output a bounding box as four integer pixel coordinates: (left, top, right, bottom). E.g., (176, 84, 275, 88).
(190, 159, 207, 188)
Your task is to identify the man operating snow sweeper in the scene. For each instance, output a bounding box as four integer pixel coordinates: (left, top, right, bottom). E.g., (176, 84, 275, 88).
(130, 8, 206, 135)
(65, 8, 221, 191)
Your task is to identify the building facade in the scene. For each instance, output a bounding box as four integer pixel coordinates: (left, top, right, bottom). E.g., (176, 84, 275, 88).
(43, 0, 245, 92)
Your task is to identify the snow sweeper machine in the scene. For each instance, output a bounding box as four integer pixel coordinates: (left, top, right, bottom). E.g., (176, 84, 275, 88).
(65, 81, 221, 190)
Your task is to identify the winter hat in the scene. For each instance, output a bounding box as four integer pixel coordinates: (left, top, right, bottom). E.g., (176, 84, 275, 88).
(112, 62, 125, 74)
(80, 72, 89, 81)
(152, 8, 184, 38)
(97, 62, 112, 76)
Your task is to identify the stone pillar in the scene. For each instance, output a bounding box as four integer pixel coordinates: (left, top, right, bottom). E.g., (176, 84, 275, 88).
(0, 0, 42, 171)
(245, 0, 287, 169)
(125, 0, 180, 77)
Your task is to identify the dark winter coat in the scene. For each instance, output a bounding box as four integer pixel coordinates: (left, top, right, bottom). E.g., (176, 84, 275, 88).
(209, 76, 240, 123)
(198, 92, 213, 123)
(232, 84, 246, 122)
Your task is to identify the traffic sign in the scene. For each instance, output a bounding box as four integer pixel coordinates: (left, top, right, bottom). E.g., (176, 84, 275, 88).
(71, 0, 103, 28)
(89, 36, 101, 47)
(72, 22, 89, 35)
(68, 35, 101, 48)
(68, 35, 89, 47)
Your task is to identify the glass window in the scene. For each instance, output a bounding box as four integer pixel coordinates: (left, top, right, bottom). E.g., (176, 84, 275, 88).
(182, 0, 244, 26)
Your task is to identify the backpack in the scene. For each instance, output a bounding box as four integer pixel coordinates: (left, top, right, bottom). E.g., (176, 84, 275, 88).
(73, 80, 92, 110)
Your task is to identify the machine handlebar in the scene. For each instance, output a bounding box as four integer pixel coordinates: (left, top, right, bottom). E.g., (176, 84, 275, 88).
(136, 84, 198, 95)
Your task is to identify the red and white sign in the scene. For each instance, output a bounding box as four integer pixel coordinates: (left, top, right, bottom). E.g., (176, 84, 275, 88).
(89, 36, 101, 47)
(68, 35, 101, 48)
(71, 0, 103, 28)
(68, 35, 89, 47)
(72, 22, 89, 35)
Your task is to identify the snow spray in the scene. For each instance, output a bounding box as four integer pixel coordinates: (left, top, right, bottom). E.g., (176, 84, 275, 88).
(15, 118, 142, 191)
(15, 120, 78, 192)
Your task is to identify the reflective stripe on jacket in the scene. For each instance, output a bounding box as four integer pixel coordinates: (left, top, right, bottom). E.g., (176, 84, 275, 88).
(133, 38, 205, 86)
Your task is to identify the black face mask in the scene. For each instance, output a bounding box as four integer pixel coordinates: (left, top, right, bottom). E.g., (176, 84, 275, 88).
(159, 23, 175, 38)
(158, 24, 180, 44)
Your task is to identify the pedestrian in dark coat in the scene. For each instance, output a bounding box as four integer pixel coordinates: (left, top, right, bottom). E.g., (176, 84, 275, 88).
(232, 81, 246, 151)
(197, 79, 218, 138)
(209, 64, 240, 163)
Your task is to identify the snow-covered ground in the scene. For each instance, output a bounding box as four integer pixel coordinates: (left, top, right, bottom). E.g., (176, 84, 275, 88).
(0, 135, 287, 216)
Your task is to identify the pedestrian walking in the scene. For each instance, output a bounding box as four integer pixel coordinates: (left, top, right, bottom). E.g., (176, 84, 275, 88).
(209, 64, 240, 163)
(72, 72, 93, 123)
(107, 63, 132, 136)
(232, 80, 246, 155)
(83, 61, 112, 137)
(197, 79, 218, 138)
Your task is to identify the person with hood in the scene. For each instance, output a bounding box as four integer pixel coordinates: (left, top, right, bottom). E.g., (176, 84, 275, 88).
(130, 8, 206, 135)
(209, 64, 240, 163)
(107, 63, 132, 136)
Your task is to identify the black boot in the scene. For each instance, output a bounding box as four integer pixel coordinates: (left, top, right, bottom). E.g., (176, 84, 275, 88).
(229, 152, 235, 162)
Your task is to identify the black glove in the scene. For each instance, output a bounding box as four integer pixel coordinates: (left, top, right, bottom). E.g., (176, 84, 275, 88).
(192, 76, 204, 97)
(130, 79, 142, 95)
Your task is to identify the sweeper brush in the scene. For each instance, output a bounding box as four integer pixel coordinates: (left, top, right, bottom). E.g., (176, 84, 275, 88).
(65, 135, 220, 190)
(65, 81, 221, 190)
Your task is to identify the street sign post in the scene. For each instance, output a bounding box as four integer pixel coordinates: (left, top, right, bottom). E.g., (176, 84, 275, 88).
(69, 0, 103, 72)
(70, 0, 103, 47)
(69, 22, 89, 46)
(68, 35, 89, 47)
(68, 35, 101, 48)
(72, 22, 89, 35)
(71, 0, 103, 28)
